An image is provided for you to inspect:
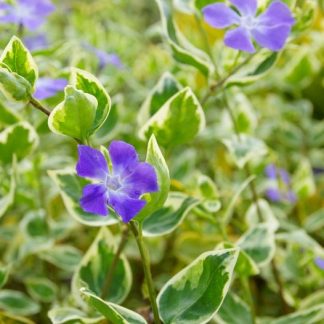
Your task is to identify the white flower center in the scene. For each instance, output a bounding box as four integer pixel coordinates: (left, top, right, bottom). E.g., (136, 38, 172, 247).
(105, 175, 122, 191)
(240, 15, 258, 30)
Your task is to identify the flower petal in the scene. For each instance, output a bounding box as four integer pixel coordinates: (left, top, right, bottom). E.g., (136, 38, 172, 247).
(229, 0, 257, 16)
(266, 188, 281, 202)
(123, 162, 158, 198)
(34, 77, 67, 100)
(224, 26, 255, 53)
(80, 184, 108, 216)
(108, 141, 139, 177)
(108, 191, 146, 223)
(252, 24, 292, 51)
(76, 145, 108, 181)
(265, 164, 277, 179)
(202, 3, 239, 29)
(257, 1, 294, 27)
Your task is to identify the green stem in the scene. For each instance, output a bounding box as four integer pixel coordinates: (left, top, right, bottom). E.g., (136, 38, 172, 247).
(201, 52, 257, 105)
(29, 97, 51, 116)
(129, 221, 161, 324)
(241, 276, 255, 321)
(101, 226, 129, 300)
(222, 89, 289, 314)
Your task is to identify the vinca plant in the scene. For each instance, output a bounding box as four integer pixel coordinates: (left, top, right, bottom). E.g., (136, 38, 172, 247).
(0, 0, 323, 323)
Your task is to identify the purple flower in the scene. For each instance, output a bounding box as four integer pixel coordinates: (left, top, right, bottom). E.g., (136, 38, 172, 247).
(83, 43, 123, 70)
(24, 34, 48, 51)
(34, 77, 67, 100)
(76, 141, 158, 223)
(0, 0, 55, 31)
(202, 0, 295, 53)
(265, 164, 296, 203)
(315, 257, 324, 270)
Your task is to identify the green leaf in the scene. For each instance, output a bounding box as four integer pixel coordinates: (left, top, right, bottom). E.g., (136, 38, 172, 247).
(48, 169, 118, 226)
(157, 248, 238, 324)
(0, 66, 32, 102)
(215, 292, 253, 324)
(138, 72, 182, 125)
(39, 245, 82, 272)
(155, 0, 212, 77)
(25, 278, 57, 303)
(220, 242, 259, 277)
(48, 86, 98, 142)
(143, 192, 200, 237)
(304, 208, 324, 233)
(238, 224, 275, 266)
(0, 122, 38, 164)
(81, 288, 147, 324)
(72, 227, 132, 306)
(0, 265, 9, 289)
(20, 211, 49, 239)
(72, 68, 111, 132)
(135, 135, 170, 222)
(139, 87, 205, 148)
(223, 134, 268, 169)
(48, 307, 102, 324)
(0, 312, 34, 324)
(251, 53, 278, 76)
(269, 304, 324, 324)
(0, 158, 16, 219)
(0, 290, 40, 316)
(0, 101, 20, 125)
(276, 229, 323, 253)
(245, 199, 279, 231)
(0, 36, 38, 87)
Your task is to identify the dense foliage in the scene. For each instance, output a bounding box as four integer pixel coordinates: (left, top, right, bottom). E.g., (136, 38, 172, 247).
(0, 0, 323, 323)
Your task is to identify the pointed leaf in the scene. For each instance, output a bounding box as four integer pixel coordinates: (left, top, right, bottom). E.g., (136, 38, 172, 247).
(135, 135, 170, 222)
(0, 122, 38, 164)
(238, 224, 275, 266)
(0, 36, 38, 87)
(157, 248, 239, 324)
(139, 87, 205, 148)
(72, 68, 111, 132)
(143, 192, 200, 237)
(81, 288, 147, 324)
(223, 134, 268, 169)
(25, 278, 57, 303)
(48, 307, 102, 324)
(0, 290, 40, 316)
(138, 72, 182, 125)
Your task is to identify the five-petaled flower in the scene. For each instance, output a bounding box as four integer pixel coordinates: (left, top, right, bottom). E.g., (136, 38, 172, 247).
(34, 77, 67, 100)
(203, 0, 295, 53)
(265, 164, 296, 203)
(76, 141, 158, 223)
(0, 0, 55, 31)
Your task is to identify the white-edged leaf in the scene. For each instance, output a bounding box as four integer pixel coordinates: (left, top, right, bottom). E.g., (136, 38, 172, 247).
(237, 224, 275, 266)
(81, 288, 147, 324)
(139, 87, 205, 148)
(135, 135, 170, 223)
(48, 169, 119, 227)
(0, 36, 38, 87)
(157, 248, 239, 324)
(71, 68, 111, 132)
(142, 192, 200, 237)
(223, 134, 267, 169)
(72, 227, 132, 307)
